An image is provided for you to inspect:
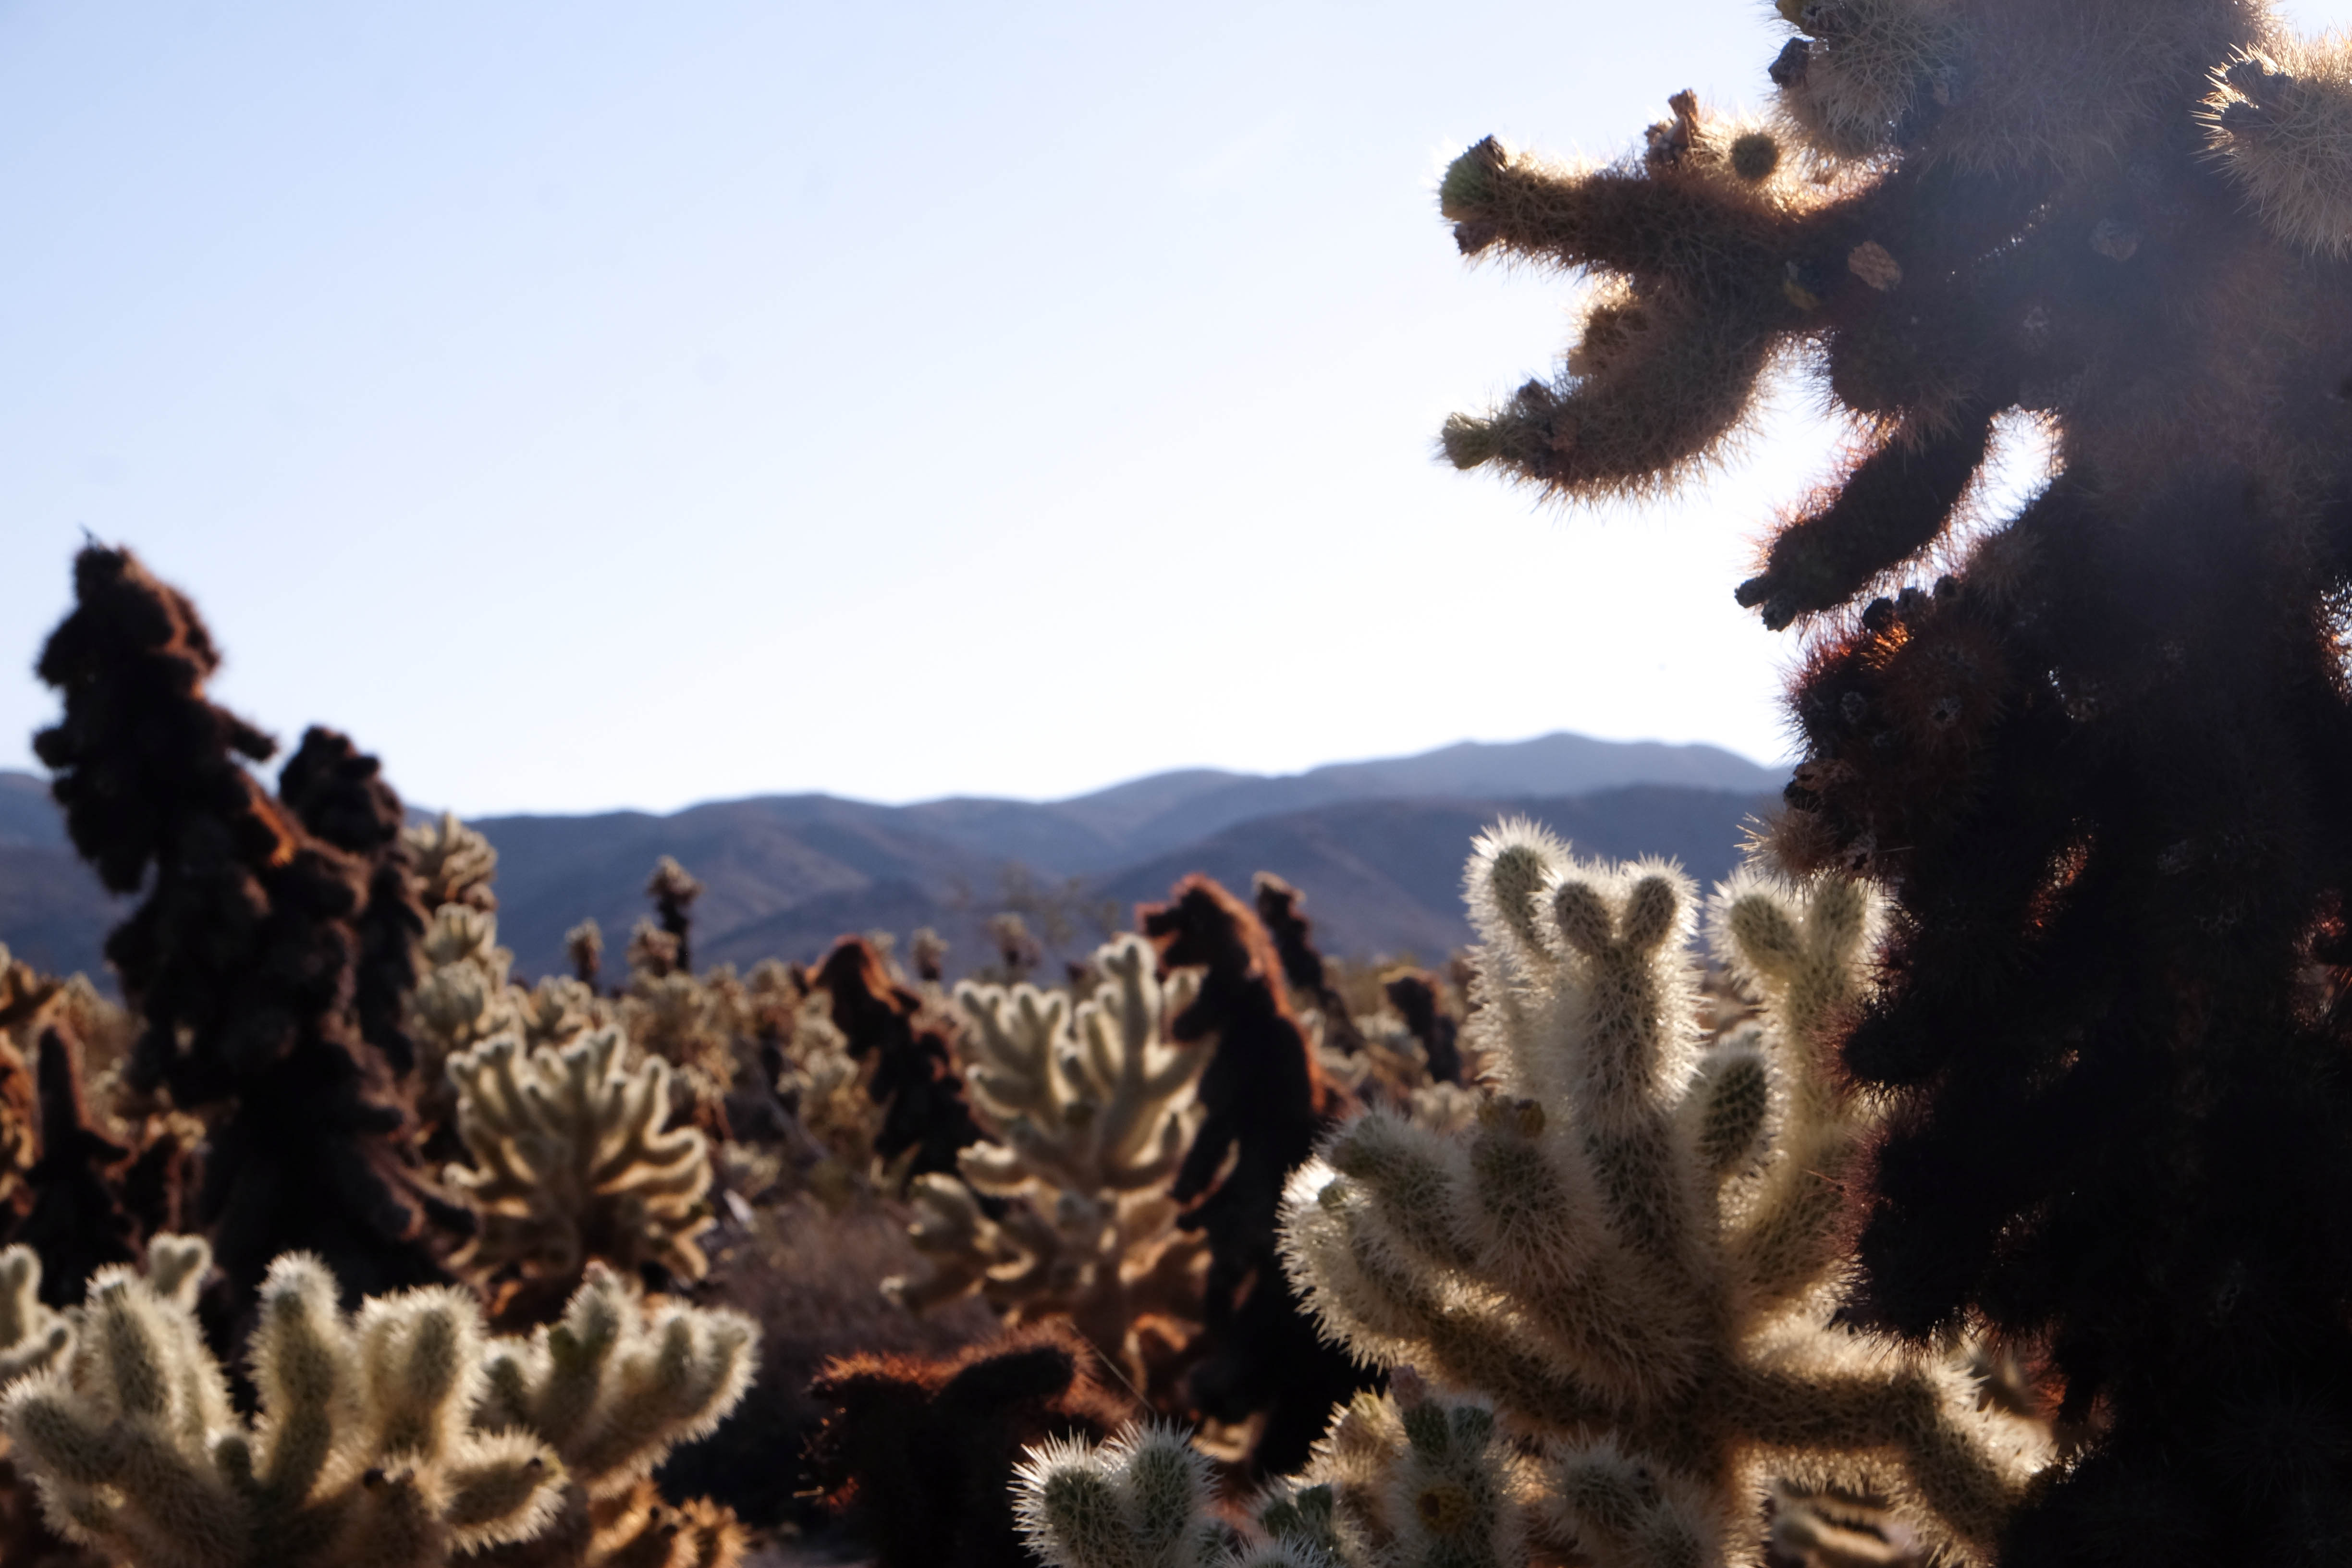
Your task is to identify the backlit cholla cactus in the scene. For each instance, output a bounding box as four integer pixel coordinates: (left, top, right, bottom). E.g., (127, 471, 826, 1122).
(1019, 1377, 1533, 1568)
(515, 977, 607, 1054)
(890, 936, 1206, 1388)
(1024, 827, 2045, 1568)
(1284, 826, 2043, 1564)
(620, 973, 737, 1100)
(0, 1246, 73, 1391)
(782, 1000, 886, 1210)
(0, 1237, 567, 1568)
(470, 1264, 755, 1568)
(414, 906, 524, 1073)
(444, 1028, 715, 1293)
(405, 812, 499, 915)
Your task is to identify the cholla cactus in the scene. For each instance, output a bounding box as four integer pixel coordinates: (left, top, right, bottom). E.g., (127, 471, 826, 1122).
(415, 906, 522, 1056)
(0, 1246, 70, 1390)
(1019, 1379, 1533, 1568)
(406, 812, 499, 914)
(470, 1265, 756, 1568)
(444, 1029, 715, 1292)
(565, 921, 605, 992)
(278, 725, 429, 1079)
(891, 936, 1207, 1388)
(644, 858, 704, 978)
(1019, 829, 2044, 1567)
(2201, 32, 2352, 257)
(781, 1000, 887, 1208)
(515, 976, 607, 1053)
(810, 937, 985, 1187)
(411, 904, 527, 1154)
(0, 1238, 566, 1568)
(619, 973, 737, 1098)
(1441, 6, 2352, 1549)
(0, 1243, 751, 1568)
(625, 921, 682, 983)
(35, 548, 448, 1314)
(1275, 826, 2041, 1565)
(812, 1323, 1130, 1568)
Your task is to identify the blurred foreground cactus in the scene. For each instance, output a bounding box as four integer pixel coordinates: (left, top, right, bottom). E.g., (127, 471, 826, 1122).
(0, 1237, 564, 1568)
(1020, 830, 2046, 1568)
(0, 1237, 751, 1568)
(1438, 2, 2352, 1553)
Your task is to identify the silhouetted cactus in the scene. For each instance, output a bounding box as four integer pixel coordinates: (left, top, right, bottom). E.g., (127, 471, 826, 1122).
(278, 725, 427, 1078)
(1256, 872, 1370, 1061)
(1439, 6, 2352, 1554)
(11, 1028, 137, 1307)
(0, 958, 197, 1286)
(1139, 875, 1370, 1474)
(809, 1322, 1131, 1568)
(32, 546, 447, 1322)
(1381, 968, 1463, 1085)
(645, 859, 703, 980)
(810, 936, 985, 1187)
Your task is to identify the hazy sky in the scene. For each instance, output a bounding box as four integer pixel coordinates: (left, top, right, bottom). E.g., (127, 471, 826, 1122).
(8, 2, 2350, 814)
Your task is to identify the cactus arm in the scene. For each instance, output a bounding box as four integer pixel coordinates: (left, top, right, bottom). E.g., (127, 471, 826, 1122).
(1735, 403, 1999, 630)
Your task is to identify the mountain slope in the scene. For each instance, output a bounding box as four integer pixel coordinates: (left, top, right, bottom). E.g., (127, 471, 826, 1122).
(0, 731, 1784, 984)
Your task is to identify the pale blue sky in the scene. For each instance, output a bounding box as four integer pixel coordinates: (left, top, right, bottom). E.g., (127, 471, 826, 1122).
(7, 2, 2348, 814)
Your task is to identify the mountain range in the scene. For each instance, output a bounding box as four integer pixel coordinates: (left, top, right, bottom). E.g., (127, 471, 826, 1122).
(0, 733, 1783, 986)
